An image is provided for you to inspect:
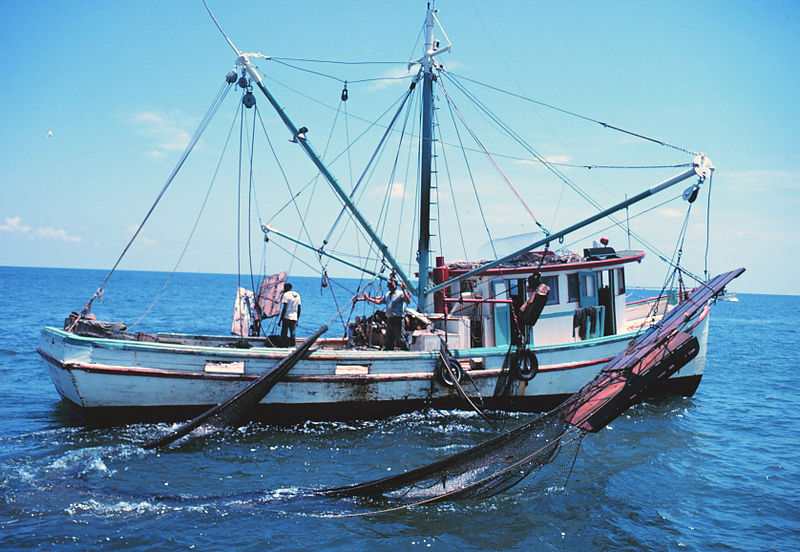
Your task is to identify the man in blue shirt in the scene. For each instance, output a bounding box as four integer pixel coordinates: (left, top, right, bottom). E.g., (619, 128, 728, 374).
(354, 277, 411, 350)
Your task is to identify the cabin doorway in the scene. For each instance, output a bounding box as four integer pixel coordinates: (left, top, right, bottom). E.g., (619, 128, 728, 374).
(492, 280, 511, 346)
(598, 270, 617, 335)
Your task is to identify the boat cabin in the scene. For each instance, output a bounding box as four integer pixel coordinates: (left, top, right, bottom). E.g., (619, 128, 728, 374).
(415, 247, 649, 350)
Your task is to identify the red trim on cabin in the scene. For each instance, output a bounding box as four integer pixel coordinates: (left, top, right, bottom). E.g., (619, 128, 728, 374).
(444, 297, 513, 304)
(447, 251, 645, 278)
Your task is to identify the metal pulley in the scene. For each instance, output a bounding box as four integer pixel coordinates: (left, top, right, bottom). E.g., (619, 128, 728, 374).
(225, 71, 238, 84)
(683, 183, 700, 203)
(243, 91, 256, 109)
(238, 76, 249, 89)
(341, 83, 349, 102)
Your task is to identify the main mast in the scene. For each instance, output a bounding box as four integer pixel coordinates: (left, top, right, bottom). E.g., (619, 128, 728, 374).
(416, 2, 450, 309)
(417, 3, 436, 309)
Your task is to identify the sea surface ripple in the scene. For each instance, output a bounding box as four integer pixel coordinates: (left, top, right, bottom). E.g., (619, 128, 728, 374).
(1, 266, 798, 550)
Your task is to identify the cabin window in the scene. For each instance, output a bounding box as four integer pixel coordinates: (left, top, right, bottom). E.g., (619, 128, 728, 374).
(567, 273, 579, 303)
(616, 268, 626, 295)
(542, 275, 559, 305)
(507, 279, 520, 298)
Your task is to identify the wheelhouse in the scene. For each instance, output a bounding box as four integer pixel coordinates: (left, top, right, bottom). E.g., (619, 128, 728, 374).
(421, 248, 648, 350)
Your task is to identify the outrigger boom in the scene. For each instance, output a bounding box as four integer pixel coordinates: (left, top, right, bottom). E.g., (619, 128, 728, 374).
(203, 0, 416, 293)
(425, 154, 714, 297)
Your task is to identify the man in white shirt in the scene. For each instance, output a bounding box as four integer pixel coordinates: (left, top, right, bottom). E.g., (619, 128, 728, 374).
(279, 283, 302, 346)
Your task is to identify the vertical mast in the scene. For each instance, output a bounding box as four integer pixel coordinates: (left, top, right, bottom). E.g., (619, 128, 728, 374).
(417, 2, 437, 309)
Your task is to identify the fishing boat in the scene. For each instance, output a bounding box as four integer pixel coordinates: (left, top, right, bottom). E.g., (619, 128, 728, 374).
(38, 2, 740, 423)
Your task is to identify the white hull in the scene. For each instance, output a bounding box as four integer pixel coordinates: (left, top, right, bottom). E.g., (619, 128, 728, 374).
(38, 311, 710, 421)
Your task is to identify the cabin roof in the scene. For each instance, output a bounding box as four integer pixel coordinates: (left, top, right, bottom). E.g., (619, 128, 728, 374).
(446, 250, 645, 278)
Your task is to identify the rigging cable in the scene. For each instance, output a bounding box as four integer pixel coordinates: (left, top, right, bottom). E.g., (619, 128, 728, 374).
(373, 80, 418, 258)
(262, 71, 687, 174)
(236, 88, 245, 290)
(435, 104, 469, 259)
(704, 171, 713, 281)
(299, 93, 344, 270)
(431, 85, 445, 256)
(267, 58, 417, 85)
(269, 56, 409, 65)
(254, 108, 316, 249)
(322, 74, 421, 248)
(247, 101, 258, 295)
(440, 80, 497, 257)
(447, 70, 698, 156)
(261, 86, 412, 226)
(438, 76, 546, 233)
(444, 70, 705, 283)
(131, 87, 239, 328)
(393, 86, 421, 258)
(76, 79, 232, 316)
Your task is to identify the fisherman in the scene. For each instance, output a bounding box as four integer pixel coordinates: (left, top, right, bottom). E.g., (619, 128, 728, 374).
(519, 272, 550, 327)
(279, 283, 302, 346)
(353, 275, 411, 350)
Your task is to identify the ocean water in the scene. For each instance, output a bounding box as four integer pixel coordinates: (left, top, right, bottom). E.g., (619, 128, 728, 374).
(1, 266, 798, 550)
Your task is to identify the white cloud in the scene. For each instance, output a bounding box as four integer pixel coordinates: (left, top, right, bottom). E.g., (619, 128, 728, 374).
(131, 111, 191, 158)
(35, 226, 81, 243)
(0, 216, 80, 242)
(0, 216, 31, 233)
(658, 207, 685, 219)
(367, 181, 407, 201)
(369, 66, 422, 91)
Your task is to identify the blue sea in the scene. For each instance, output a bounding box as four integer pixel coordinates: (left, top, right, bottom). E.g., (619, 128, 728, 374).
(1, 266, 798, 550)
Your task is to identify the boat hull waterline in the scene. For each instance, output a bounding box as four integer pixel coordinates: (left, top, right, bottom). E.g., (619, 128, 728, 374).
(37, 311, 709, 423)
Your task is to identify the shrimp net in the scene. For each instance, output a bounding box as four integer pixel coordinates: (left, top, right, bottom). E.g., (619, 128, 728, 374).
(321, 269, 744, 505)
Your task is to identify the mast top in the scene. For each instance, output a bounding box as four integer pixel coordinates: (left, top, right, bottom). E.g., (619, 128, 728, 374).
(414, 2, 452, 72)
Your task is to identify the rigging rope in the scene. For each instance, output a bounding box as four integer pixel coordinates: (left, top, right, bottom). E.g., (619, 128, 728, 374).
(322, 75, 421, 247)
(440, 80, 497, 258)
(247, 103, 258, 296)
(443, 70, 704, 281)
(704, 171, 713, 281)
(261, 87, 411, 227)
(269, 56, 409, 65)
(438, 76, 545, 233)
(131, 88, 239, 328)
(435, 102, 469, 259)
(268, 58, 417, 85)
(447, 70, 698, 156)
(236, 89, 245, 290)
(76, 79, 232, 316)
(254, 107, 316, 249)
(263, 71, 688, 174)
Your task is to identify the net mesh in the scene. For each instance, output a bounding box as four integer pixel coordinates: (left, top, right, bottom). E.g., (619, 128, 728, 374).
(322, 269, 744, 504)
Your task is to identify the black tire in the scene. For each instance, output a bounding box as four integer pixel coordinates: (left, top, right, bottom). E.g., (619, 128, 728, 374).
(514, 348, 538, 381)
(437, 356, 463, 387)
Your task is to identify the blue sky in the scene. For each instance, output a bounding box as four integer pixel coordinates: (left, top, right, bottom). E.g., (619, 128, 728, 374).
(1, 0, 797, 295)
